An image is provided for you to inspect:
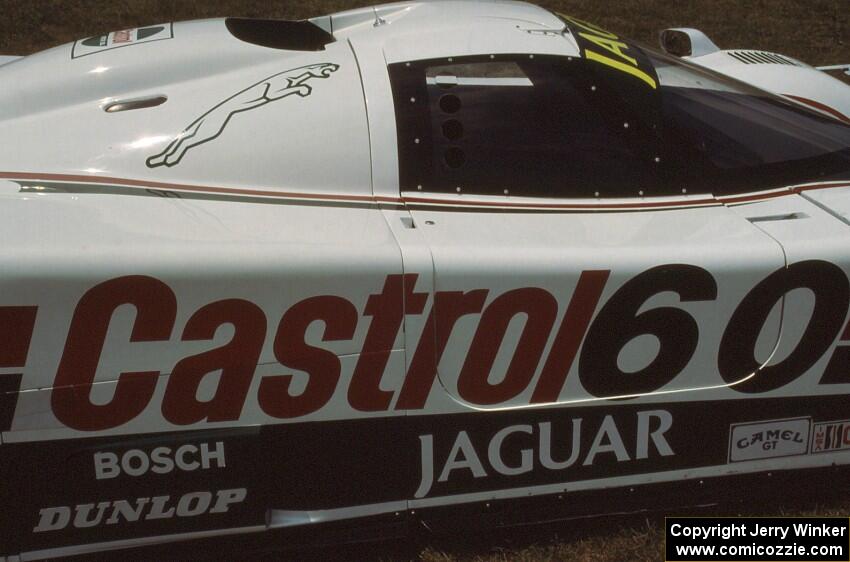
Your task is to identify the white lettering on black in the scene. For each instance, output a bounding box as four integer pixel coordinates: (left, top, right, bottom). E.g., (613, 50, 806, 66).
(33, 488, 247, 532)
(416, 410, 675, 498)
(94, 441, 226, 480)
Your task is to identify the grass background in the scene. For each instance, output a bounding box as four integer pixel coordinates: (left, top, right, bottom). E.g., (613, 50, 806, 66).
(2, 1, 849, 560)
(0, 0, 848, 65)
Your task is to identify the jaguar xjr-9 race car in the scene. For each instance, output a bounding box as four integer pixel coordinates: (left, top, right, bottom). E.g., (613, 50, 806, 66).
(1, 1, 850, 559)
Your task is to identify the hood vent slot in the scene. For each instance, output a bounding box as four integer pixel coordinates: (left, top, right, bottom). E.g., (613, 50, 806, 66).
(727, 50, 800, 66)
(104, 95, 167, 113)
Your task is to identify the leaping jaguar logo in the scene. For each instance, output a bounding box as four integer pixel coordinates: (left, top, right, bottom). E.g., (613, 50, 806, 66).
(147, 63, 339, 168)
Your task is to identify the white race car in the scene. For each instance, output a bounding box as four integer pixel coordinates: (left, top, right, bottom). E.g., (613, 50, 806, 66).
(1, 1, 850, 559)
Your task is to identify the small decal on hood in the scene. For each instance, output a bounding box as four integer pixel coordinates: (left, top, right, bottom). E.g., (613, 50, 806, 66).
(146, 63, 339, 168)
(72, 24, 173, 59)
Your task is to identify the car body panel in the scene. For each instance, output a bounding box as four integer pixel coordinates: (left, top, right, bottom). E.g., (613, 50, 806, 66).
(1, 1, 850, 558)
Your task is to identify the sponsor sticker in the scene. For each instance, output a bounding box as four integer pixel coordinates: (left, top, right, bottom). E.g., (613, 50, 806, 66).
(93, 441, 226, 480)
(415, 409, 675, 499)
(811, 419, 850, 453)
(558, 13, 658, 90)
(71, 24, 173, 59)
(728, 417, 810, 462)
(32, 488, 247, 533)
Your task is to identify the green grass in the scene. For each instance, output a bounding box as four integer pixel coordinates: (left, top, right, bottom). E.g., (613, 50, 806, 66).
(2, 2, 849, 560)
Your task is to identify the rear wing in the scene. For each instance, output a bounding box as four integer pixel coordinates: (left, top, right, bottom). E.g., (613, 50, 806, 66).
(817, 64, 850, 76)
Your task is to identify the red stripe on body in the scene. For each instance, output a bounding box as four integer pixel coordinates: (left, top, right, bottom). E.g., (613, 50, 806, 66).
(531, 271, 609, 403)
(2, 172, 850, 211)
(784, 94, 850, 124)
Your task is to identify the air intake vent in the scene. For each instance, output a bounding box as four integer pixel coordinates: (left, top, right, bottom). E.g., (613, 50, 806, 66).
(727, 50, 800, 66)
(226, 18, 335, 51)
(104, 95, 167, 113)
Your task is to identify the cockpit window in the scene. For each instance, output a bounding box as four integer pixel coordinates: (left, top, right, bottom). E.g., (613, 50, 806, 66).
(390, 35, 850, 199)
(390, 55, 654, 198)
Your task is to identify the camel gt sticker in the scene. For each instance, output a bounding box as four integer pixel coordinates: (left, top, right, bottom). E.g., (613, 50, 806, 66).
(146, 63, 339, 168)
(728, 417, 810, 462)
(71, 24, 173, 59)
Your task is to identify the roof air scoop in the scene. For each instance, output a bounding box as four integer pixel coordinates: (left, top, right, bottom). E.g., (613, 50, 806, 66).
(225, 18, 335, 51)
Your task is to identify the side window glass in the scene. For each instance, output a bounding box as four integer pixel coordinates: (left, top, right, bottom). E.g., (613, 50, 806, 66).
(390, 55, 657, 198)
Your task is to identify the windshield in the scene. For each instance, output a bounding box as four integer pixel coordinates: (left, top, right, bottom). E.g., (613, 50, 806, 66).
(645, 49, 850, 194)
(557, 13, 850, 196)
